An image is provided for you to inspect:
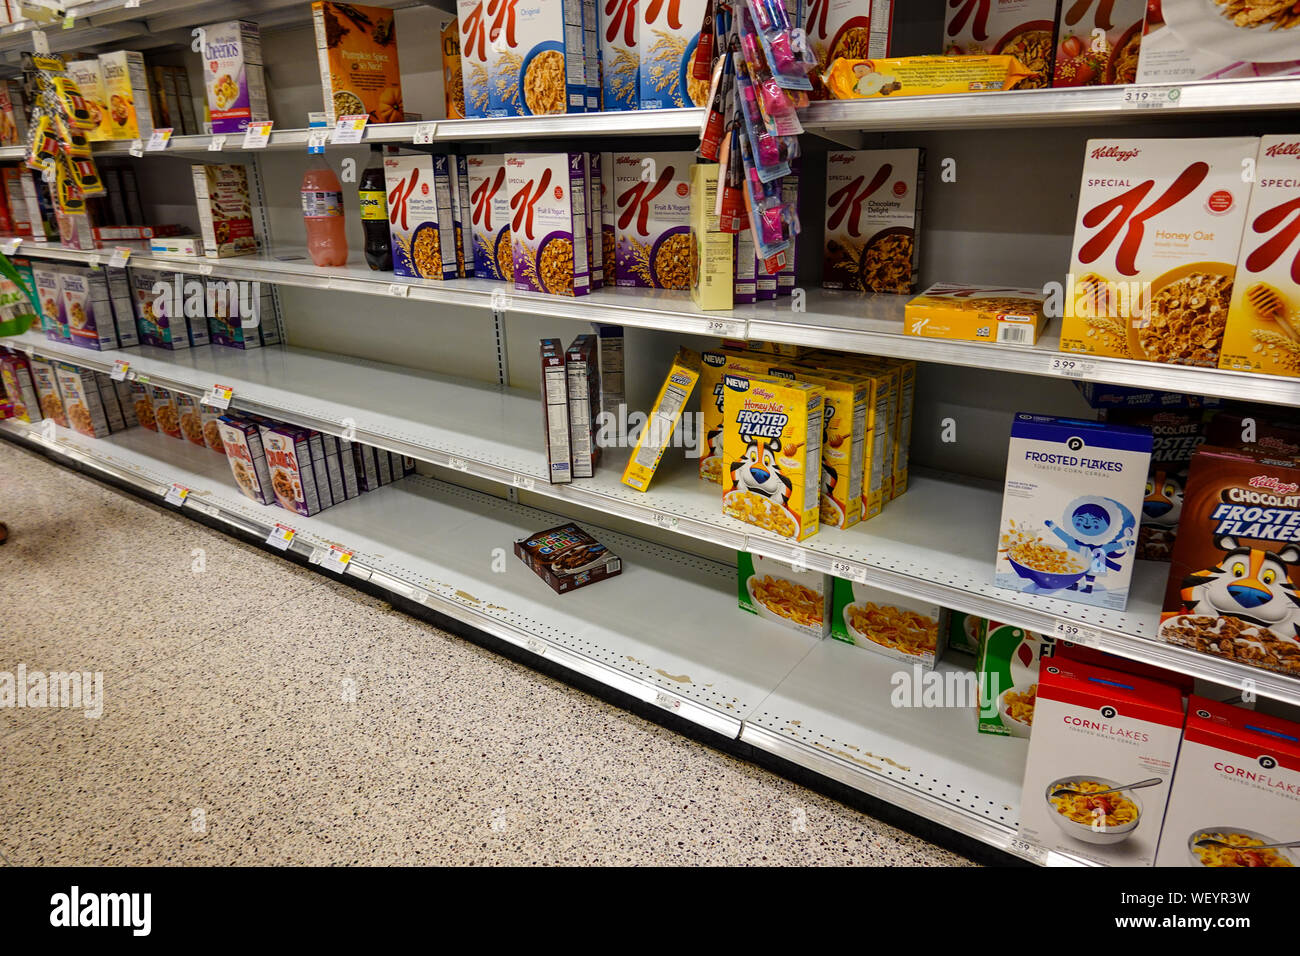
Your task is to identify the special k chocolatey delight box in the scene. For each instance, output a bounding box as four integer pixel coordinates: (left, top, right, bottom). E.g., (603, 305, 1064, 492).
(822, 148, 922, 294)
(1160, 444, 1300, 678)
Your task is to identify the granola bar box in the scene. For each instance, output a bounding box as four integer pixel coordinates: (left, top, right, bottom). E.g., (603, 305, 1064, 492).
(200, 20, 270, 135)
(740, 553, 831, 639)
(1219, 135, 1300, 379)
(505, 153, 591, 296)
(1052, 0, 1145, 87)
(514, 522, 622, 594)
(1137, 3, 1300, 85)
(611, 150, 693, 290)
(639, 0, 710, 108)
(467, 153, 512, 281)
(1159, 444, 1300, 679)
(822, 148, 922, 295)
(1155, 696, 1300, 868)
(904, 283, 1046, 346)
(1060, 137, 1258, 367)
(830, 579, 947, 668)
(384, 153, 457, 281)
(996, 413, 1152, 611)
(942, 0, 1059, 90)
(311, 2, 403, 125)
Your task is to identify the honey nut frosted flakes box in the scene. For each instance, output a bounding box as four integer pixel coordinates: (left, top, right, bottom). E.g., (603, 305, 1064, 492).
(467, 154, 512, 281)
(218, 416, 274, 506)
(384, 153, 458, 281)
(738, 553, 831, 639)
(830, 580, 947, 669)
(1159, 444, 1300, 679)
(1219, 136, 1300, 378)
(822, 148, 923, 294)
(1052, 0, 1145, 87)
(722, 373, 823, 542)
(1061, 136, 1259, 368)
(942, 0, 1059, 90)
(506, 152, 591, 297)
(28, 356, 67, 426)
(698, 347, 784, 483)
(640, 0, 710, 108)
(612, 150, 694, 290)
(622, 346, 700, 491)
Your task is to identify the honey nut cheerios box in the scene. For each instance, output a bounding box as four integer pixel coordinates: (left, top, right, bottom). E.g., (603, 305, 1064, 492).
(830, 580, 947, 669)
(1052, 0, 1145, 87)
(996, 413, 1152, 611)
(384, 153, 458, 282)
(612, 151, 694, 291)
(942, 0, 1058, 90)
(505, 153, 591, 296)
(1219, 135, 1300, 378)
(467, 154, 512, 281)
(1017, 656, 1184, 866)
(738, 553, 831, 639)
(1060, 136, 1259, 368)
(904, 283, 1048, 347)
(1159, 444, 1300, 680)
(639, 0, 709, 109)
(622, 346, 700, 491)
(721, 373, 823, 542)
(312, 2, 403, 125)
(1155, 696, 1300, 868)
(53, 362, 111, 438)
(822, 148, 923, 295)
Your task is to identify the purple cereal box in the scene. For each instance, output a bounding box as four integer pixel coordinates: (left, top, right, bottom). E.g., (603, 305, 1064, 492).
(504, 153, 591, 297)
(201, 20, 270, 135)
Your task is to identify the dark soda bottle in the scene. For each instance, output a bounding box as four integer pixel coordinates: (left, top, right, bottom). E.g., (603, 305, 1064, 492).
(359, 144, 392, 271)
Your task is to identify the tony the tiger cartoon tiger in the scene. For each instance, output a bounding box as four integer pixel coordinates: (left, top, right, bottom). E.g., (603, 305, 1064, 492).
(1178, 535, 1300, 635)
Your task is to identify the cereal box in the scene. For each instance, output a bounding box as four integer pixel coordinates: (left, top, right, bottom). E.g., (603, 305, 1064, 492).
(28, 357, 66, 426)
(0, 350, 39, 422)
(1137, 3, 1300, 84)
(583, 0, 600, 110)
(66, 60, 111, 140)
(467, 154, 512, 281)
(722, 373, 823, 541)
(600, 150, 615, 281)
(442, 17, 465, 119)
(1156, 696, 1300, 868)
(1073, 381, 1219, 410)
(622, 346, 700, 491)
(384, 153, 458, 281)
(541, 338, 572, 484)
(200, 20, 270, 135)
(806, 0, 892, 72)
(611, 150, 693, 290)
(456, 0, 492, 118)
(739, 553, 831, 638)
(904, 283, 1048, 346)
(830, 580, 948, 668)
(1052, 0, 1145, 86)
(996, 413, 1152, 611)
(104, 266, 138, 349)
(452, 154, 475, 277)
(505, 152, 591, 296)
(1159, 444, 1300, 679)
(976, 621, 1052, 736)
(600, 0, 640, 109)
(1053, 639, 1195, 695)
(734, 228, 756, 304)
(1219, 136, 1300, 378)
(174, 392, 207, 447)
(586, 152, 602, 289)
(697, 348, 771, 483)
(191, 163, 257, 258)
(98, 50, 153, 140)
(690, 162, 733, 311)
(823, 148, 923, 294)
(515, 523, 623, 594)
(59, 268, 116, 351)
(1060, 137, 1258, 367)
(312, 2, 404, 125)
(31, 264, 66, 341)
(261, 424, 325, 517)
(486, 0, 587, 117)
(129, 382, 156, 432)
(1018, 657, 1184, 866)
(53, 362, 111, 438)
(218, 415, 274, 506)
(1205, 409, 1300, 458)
(199, 406, 225, 453)
(947, 610, 986, 655)
(93, 372, 126, 433)
(148, 386, 183, 440)
(566, 333, 601, 478)
(639, 0, 710, 108)
(941, 0, 1059, 89)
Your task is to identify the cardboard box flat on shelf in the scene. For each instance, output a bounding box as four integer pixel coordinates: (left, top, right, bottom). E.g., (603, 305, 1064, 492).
(823, 148, 922, 295)
(312, 1, 403, 125)
(904, 283, 1047, 346)
(515, 523, 623, 594)
(830, 580, 947, 668)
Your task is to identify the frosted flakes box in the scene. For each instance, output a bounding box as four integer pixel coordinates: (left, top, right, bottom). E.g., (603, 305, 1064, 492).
(640, 0, 710, 108)
(612, 150, 693, 290)
(384, 153, 458, 281)
(739, 553, 831, 639)
(1053, 0, 1145, 86)
(622, 346, 700, 491)
(467, 153, 512, 281)
(830, 580, 947, 668)
(1137, 2, 1300, 85)
(823, 148, 922, 294)
(942, 0, 1059, 89)
(505, 152, 591, 296)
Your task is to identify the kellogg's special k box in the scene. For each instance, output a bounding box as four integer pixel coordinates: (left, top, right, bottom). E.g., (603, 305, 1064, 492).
(505, 152, 591, 296)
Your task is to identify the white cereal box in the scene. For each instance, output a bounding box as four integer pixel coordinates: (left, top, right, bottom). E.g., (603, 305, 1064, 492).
(505, 152, 591, 296)
(599, 0, 639, 109)
(467, 153, 512, 281)
(639, 0, 710, 108)
(612, 150, 693, 290)
(384, 153, 458, 281)
(822, 148, 922, 294)
(200, 20, 270, 135)
(942, 0, 1057, 90)
(218, 415, 274, 505)
(28, 356, 67, 426)
(1060, 137, 1259, 368)
(996, 413, 1152, 611)
(807, 0, 893, 71)
(1137, 5, 1300, 85)
(60, 268, 116, 351)
(32, 264, 67, 342)
(456, 0, 494, 118)
(53, 362, 111, 438)
(486, 0, 587, 117)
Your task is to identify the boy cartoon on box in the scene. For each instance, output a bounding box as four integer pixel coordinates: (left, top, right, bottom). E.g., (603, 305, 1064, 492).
(1045, 495, 1137, 595)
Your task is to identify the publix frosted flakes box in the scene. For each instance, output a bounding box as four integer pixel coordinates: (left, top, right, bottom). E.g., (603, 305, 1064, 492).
(505, 152, 591, 296)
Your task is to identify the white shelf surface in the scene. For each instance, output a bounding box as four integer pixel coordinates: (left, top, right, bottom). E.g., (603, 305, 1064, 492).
(2, 414, 1094, 864)
(14, 329, 1299, 706)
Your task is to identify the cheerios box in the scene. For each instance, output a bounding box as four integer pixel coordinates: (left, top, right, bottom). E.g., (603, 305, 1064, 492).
(612, 151, 694, 290)
(1059, 137, 1258, 367)
(384, 153, 458, 282)
(739, 553, 831, 639)
(721, 373, 823, 542)
(483, 0, 587, 118)
(1219, 135, 1300, 379)
(200, 20, 269, 135)
(830, 579, 947, 669)
(1017, 657, 1185, 867)
(639, 0, 709, 109)
(1155, 696, 1300, 868)
(996, 413, 1152, 611)
(505, 152, 591, 296)
(822, 148, 922, 294)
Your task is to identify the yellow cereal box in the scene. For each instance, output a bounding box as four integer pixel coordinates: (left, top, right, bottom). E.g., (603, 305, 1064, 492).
(622, 347, 701, 492)
(803, 352, 898, 506)
(441, 17, 465, 120)
(699, 348, 776, 483)
(904, 283, 1048, 346)
(722, 373, 823, 542)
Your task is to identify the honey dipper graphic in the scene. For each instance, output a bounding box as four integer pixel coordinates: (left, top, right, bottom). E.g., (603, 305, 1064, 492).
(1247, 283, 1299, 342)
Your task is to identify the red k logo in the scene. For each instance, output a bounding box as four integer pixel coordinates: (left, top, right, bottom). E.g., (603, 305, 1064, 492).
(644, 0, 681, 30)
(826, 164, 893, 237)
(947, 0, 990, 41)
(1066, 0, 1116, 29)
(486, 0, 519, 47)
(1245, 197, 1300, 285)
(462, 0, 487, 60)
(806, 0, 828, 39)
(472, 166, 507, 230)
(617, 164, 675, 234)
(388, 168, 421, 231)
(1077, 163, 1209, 277)
(511, 167, 553, 240)
(604, 0, 637, 45)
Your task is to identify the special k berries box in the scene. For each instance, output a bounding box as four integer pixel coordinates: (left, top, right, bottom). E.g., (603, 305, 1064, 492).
(384, 153, 457, 281)
(942, 0, 1059, 90)
(831, 581, 947, 668)
(904, 283, 1047, 346)
(1052, 0, 1145, 87)
(721, 373, 824, 542)
(1156, 696, 1300, 868)
(1159, 445, 1300, 679)
(1220, 136, 1300, 379)
(1017, 657, 1185, 866)
(505, 153, 591, 296)
(640, 0, 710, 109)
(218, 415, 274, 506)
(612, 151, 694, 290)
(467, 154, 512, 281)
(822, 148, 922, 294)
(312, 2, 403, 125)
(1060, 137, 1258, 368)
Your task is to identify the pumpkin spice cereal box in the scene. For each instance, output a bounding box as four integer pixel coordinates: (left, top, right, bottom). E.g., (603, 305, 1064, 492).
(1052, 0, 1145, 87)
(942, 0, 1060, 90)
(312, 2, 403, 125)
(722, 373, 823, 542)
(467, 154, 512, 281)
(1060, 137, 1258, 368)
(612, 150, 694, 290)
(640, 0, 710, 108)
(823, 148, 923, 295)
(506, 152, 591, 296)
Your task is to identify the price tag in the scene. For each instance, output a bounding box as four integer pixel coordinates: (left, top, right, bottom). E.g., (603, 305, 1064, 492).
(0, 237, 20, 255)
(145, 128, 174, 152)
(266, 524, 295, 551)
(323, 546, 352, 574)
(110, 359, 130, 382)
(208, 135, 227, 152)
(31, 30, 49, 54)
(525, 638, 547, 656)
(128, 139, 144, 158)
(203, 384, 233, 410)
(1008, 835, 1049, 865)
(387, 283, 410, 297)
(1053, 620, 1104, 648)
(125, 0, 140, 7)
(62, 14, 74, 29)
(241, 121, 273, 149)
(705, 318, 745, 337)
(512, 474, 535, 491)
(108, 246, 132, 268)
(413, 122, 438, 144)
(199, 262, 214, 276)
(163, 483, 189, 506)
(1122, 86, 1181, 111)
(86, 254, 102, 268)
(1048, 356, 1097, 379)
(331, 114, 368, 145)
(829, 559, 867, 583)
(446, 456, 468, 471)
(654, 690, 682, 711)
(653, 512, 678, 530)
(306, 129, 330, 151)
(409, 588, 428, 605)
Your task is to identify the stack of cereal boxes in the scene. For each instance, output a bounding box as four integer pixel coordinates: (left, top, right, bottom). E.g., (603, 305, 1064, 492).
(541, 333, 604, 485)
(384, 152, 458, 281)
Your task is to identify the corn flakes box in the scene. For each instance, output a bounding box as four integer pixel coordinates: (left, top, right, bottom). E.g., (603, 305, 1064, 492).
(976, 621, 1052, 736)
(1060, 137, 1259, 367)
(505, 152, 591, 296)
(738, 553, 831, 638)
(823, 148, 923, 294)
(942, 0, 1058, 90)
(721, 373, 823, 542)
(622, 346, 700, 491)
(384, 153, 458, 282)
(312, 2, 403, 125)
(1219, 136, 1300, 378)
(639, 0, 710, 108)
(612, 150, 694, 290)
(830, 579, 948, 669)
(467, 154, 512, 281)
(1053, 0, 1145, 87)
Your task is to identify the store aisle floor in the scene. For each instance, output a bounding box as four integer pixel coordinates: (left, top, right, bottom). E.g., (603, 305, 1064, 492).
(0, 443, 972, 867)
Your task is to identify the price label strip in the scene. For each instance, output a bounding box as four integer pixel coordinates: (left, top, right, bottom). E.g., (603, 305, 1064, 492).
(1053, 620, 1104, 648)
(1048, 356, 1097, 379)
(203, 384, 233, 410)
(145, 128, 174, 151)
(1122, 86, 1182, 111)
(306, 129, 330, 151)
(1008, 835, 1049, 865)
(110, 359, 131, 382)
(705, 318, 745, 338)
(323, 547, 352, 574)
(242, 121, 273, 149)
(331, 114, 369, 145)
(829, 559, 868, 583)
(654, 690, 682, 712)
(128, 139, 145, 158)
(388, 283, 410, 297)
(512, 474, 535, 491)
(266, 524, 295, 551)
(163, 483, 189, 506)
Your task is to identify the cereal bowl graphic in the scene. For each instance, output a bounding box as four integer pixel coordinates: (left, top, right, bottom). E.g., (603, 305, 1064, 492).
(520, 42, 567, 116)
(1162, 0, 1300, 63)
(1105, 20, 1144, 85)
(68, 302, 88, 330)
(841, 601, 938, 657)
(993, 21, 1055, 89)
(332, 90, 365, 118)
(723, 489, 799, 539)
(650, 227, 692, 291)
(747, 574, 824, 635)
(677, 35, 711, 108)
(270, 466, 300, 510)
(537, 232, 576, 296)
(829, 17, 873, 62)
(110, 94, 131, 127)
(1127, 260, 1235, 366)
(409, 222, 444, 279)
(1006, 551, 1089, 592)
(1187, 827, 1297, 867)
(996, 684, 1036, 738)
(1045, 775, 1143, 845)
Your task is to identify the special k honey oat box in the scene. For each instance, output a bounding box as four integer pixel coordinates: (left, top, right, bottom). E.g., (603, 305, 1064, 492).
(1061, 137, 1258, 368)
(823, 148, 922, 295)
(1219, 136, 1300, 379)
(505, 152, 591, 296)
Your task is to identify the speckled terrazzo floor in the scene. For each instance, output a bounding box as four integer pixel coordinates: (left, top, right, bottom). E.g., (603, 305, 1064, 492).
(0, 441, 974, 866)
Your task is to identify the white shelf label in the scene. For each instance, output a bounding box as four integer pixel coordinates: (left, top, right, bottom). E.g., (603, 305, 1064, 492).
(242, 121, 273, 149)
(145, 128, 174, 151)
(0, 237, 20, 255)
(654, 690, 682, 711)
(829, 559, 867, 583)
(525, 638, 547, 656)
(387, 282, 410, 297)
(203, 384, 233, 410)
(1048, 356, 1097, 379)
(163, 483, 189, 506)
(86, 254, 102, 268)
(331, 114, 368, 145)
(323, 547, 352, 574)
(31, 30, 48, 54)
(446, 456, 468, 472)
(409, 588, 428, 605)
(705, 318, 745, 337)
(511, 474, 535, 491)
(110, 359, 130, 382)
(62, 13, 74, 29)
(207, 135, 227, 152)
(129, 139, 144, 158)
(199, 262, 214, 275)
(653, 512, 678, 530)
(1008, 835, 1048, 865)
(413, 122, 438, 144)
(1053, 620, 1103, 647)
(108, 246, 132, 268)
(1122, 86, 1181, 111)
(306, 129, 330, 151)
(266, 524, 295, 551)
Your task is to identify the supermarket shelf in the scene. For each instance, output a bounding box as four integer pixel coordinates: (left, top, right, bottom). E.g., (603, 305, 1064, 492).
(800, 76, 1300, 133)
(0, 414, 1088, 865)
(13, 328, 1300, 706)
(14, 241, 1300, 405)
